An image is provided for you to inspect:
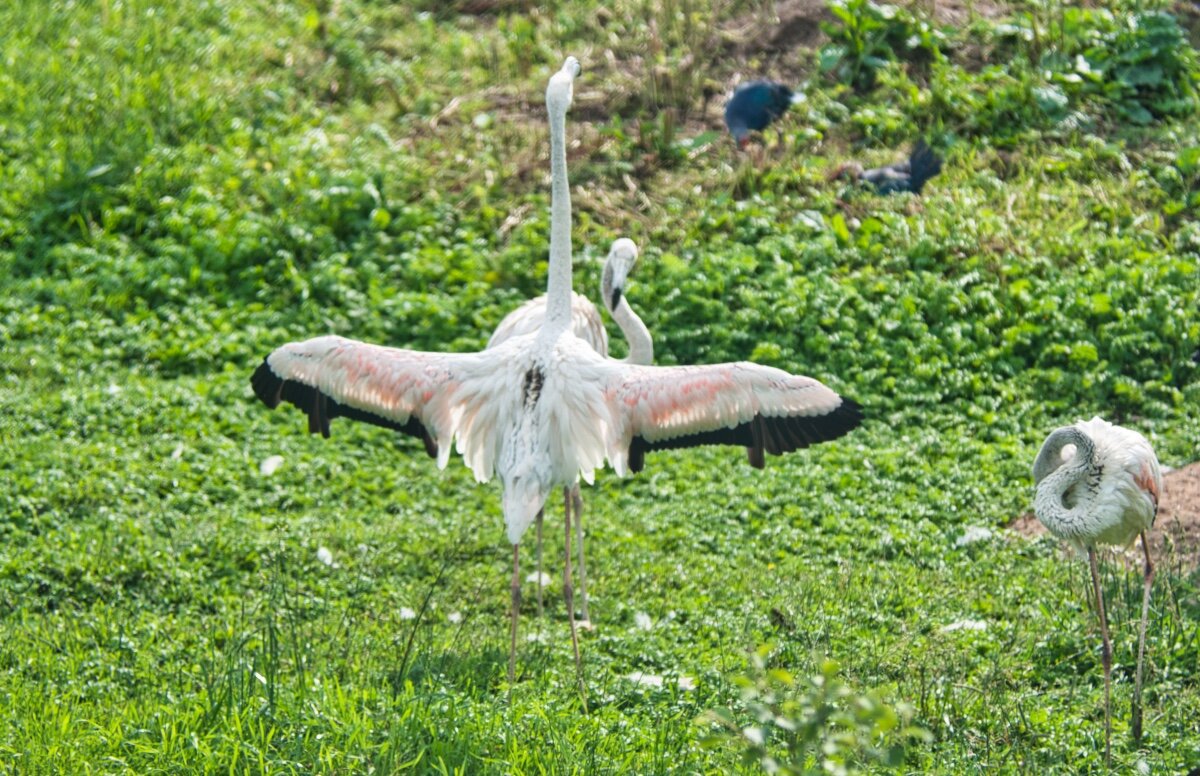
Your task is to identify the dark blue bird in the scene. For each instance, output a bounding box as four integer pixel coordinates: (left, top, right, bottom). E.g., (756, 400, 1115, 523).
(833, 140, 943, 195)
(723, 80, 798, 148)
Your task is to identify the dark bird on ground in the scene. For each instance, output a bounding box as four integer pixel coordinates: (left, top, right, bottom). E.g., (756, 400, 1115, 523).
(724, 80, 800, 148)
(831, 139, 943, 194)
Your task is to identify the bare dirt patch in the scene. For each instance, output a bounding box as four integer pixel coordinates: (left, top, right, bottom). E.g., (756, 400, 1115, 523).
(1010, 461, 1200, 573)
(722, 0, 832, 74)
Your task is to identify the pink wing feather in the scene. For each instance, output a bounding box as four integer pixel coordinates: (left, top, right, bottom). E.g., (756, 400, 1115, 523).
(603, 362, 862, 474)
(251, 335, 479, 468)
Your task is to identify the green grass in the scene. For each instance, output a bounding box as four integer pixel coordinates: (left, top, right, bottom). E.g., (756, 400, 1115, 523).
(2, 0, 1199, 772)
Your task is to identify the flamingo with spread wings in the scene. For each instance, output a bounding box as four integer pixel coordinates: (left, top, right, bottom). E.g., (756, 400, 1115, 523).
(487, 237, 649, 627)
(251, 58, 863, 700)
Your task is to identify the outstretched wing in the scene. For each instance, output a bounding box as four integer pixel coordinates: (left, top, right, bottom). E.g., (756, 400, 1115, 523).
(251, 335, 475, 468)
(604, 362, 862, 474)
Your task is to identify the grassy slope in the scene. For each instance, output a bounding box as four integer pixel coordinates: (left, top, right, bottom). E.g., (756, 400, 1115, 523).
(1, 0, 1199, 772)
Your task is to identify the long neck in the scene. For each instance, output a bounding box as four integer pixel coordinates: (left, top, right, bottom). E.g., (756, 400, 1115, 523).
(543, 101, 572, 335)
(612, 297, 653, 364)
(1033, 427, 1098, 541)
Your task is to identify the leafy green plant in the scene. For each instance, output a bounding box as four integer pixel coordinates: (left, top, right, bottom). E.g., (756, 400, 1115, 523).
(700, 650, 929, 775)
(820, 0, 945, 92)
(996, 8, 1199, 125)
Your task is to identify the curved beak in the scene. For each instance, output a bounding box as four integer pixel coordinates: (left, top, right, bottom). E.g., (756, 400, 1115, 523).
(609, 285, 623, 312)
(601, 257, 629, 313)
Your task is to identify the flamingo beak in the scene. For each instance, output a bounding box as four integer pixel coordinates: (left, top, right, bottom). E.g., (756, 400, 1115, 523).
(605, 257, 630, 311)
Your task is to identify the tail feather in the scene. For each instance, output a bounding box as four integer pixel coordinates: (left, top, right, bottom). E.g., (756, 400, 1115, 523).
(907, 139, 943, 194)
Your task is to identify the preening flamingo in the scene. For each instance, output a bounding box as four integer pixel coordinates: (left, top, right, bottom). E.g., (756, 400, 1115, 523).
(251, 57, 863, 700)
(487, 237, 648, 626)
(1033, 416, 1162, 763)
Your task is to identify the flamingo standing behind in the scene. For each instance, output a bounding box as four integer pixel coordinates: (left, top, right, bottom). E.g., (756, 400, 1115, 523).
(486, 237, 648, 626)
(1032, 416, 1162, 764)
(251, 58, 863, 701)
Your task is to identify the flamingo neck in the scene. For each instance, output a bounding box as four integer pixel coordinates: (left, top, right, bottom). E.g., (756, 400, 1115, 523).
(612, 297, 653, 364)
(543, 101, 572, 336)
(1033, 427, 1098, 545)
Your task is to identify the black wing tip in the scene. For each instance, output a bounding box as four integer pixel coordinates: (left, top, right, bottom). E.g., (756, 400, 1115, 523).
(629, 444, 646, 474)
(251, 355, 439, 457)
(628, 394, 865, 471)
(908, 140, 943, 192)
(838, 395, 864, 424)
(251, 358, 283, 409)
(822, 395, 865, 440)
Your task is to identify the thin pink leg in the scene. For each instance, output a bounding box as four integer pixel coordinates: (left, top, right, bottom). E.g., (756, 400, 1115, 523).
(1089, 548, 1112, 768)
(508, 544, 520, 690)
(572, 485, 591, 626)
(535, 509, 544, 619)
(563, 487, 588, 712)
(1132, 531, 1155, 747)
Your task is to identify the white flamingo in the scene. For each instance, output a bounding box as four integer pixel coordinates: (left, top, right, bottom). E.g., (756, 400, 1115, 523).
(251, 57, 862, 699)
(487, 237, 648, 626)
(1032, 416, 1162, 764)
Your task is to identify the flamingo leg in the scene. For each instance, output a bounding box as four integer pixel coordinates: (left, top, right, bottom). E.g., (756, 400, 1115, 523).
(1132, 531, 1155, 747)
(563, 487, 588, 712)
(535, 509, 545, 619)
(572, 485, 591, 627)
(1089, 547, 1112, 768)
(509, 543, 521, 689)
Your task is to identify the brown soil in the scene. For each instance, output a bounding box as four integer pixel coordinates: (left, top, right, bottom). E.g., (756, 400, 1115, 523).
(1010, 462, 1200, 574)
(721, 0, 833, 83)
(1178, 1, 1200, 47)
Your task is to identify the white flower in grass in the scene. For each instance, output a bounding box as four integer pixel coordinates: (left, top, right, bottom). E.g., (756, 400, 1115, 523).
(316, 546, 334, 567)
(399, 607, 416, 620)
(259, 455, 284, 476)
(956, 526, 994, 547)
(106, 383, 122, 396)
(940, 619, 987, 633)
(624, 671, 694, 691)
(170, 444, 185, 460)
(525, 571, 552, 586)
(634, 611, 653, 631)
(447, 611, 463, 624)
(625, 671, 664, 688)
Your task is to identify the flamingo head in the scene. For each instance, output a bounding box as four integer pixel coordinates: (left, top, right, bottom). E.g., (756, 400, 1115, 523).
(546, 56, 580, 115)
(602, 237, 640, 312)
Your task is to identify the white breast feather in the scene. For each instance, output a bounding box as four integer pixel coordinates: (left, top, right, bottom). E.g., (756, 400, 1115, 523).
(1075, 417, 1161, 547)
